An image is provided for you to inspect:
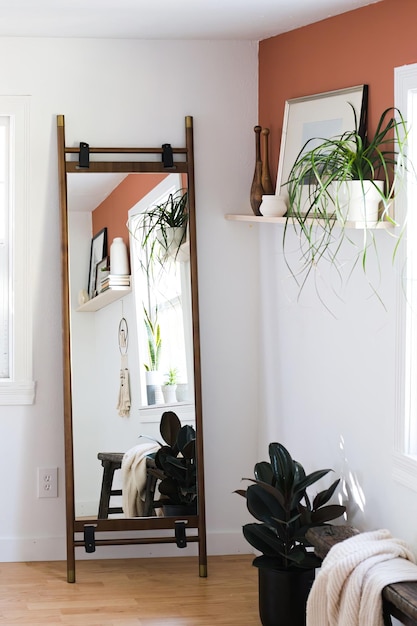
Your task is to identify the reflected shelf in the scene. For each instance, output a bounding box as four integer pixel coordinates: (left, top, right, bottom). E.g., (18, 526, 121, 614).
(225, 213, 395, 229)
(76, 285, 132, 312)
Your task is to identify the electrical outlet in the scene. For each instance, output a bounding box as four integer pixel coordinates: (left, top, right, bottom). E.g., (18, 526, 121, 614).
(37, 467, 58, 498)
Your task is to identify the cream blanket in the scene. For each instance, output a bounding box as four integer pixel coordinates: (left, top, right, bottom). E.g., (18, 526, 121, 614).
(121, 442, 159, 517)
(306, 529, 417, 626)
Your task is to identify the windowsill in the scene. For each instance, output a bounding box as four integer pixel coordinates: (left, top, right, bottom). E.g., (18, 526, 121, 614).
(0, 380, 36, 405)
(392, 451, 417, 492)
(139, 402, 195, 423)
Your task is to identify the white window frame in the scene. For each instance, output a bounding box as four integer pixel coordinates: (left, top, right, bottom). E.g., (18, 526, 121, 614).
(394, 64, 417, 489)
(128, 174, 195, 422)
(0, 96, 34, 405)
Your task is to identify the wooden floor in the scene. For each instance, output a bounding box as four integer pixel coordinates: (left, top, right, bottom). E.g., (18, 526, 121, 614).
(0, 555, 260, 625)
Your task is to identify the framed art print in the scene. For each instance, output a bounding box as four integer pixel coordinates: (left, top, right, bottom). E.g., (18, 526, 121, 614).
(87, 227, 107, 299)
(276, 85, 368, 199)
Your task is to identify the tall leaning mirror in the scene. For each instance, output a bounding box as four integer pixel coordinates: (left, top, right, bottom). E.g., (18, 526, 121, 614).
(57, 115, 206, 583)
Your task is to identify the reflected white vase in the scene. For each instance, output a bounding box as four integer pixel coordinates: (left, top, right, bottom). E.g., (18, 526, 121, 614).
(110, 237, 129, 274)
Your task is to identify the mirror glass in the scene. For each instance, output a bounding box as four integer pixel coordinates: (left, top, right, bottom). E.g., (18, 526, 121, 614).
(67, 172, 196, 520)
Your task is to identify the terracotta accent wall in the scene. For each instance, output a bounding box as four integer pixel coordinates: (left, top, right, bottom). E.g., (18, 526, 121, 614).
(92, 173, 169, 251)
(259, 0, 417, 189)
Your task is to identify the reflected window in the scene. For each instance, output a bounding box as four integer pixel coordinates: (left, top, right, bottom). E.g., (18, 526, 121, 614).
(128, 174, 194, 408)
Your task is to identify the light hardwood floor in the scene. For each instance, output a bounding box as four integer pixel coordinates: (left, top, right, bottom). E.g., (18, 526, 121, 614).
(0, 555, 260, 625)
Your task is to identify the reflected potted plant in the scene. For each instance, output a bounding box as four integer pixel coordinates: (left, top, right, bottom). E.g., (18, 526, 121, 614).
(283, 106, 409, 299)
(143, 305, 163, 405)
(153, 411, 197, 516)
(236, 442, 346, 626)
(141, 189, 188, 261)
(162, 367, 178, 404)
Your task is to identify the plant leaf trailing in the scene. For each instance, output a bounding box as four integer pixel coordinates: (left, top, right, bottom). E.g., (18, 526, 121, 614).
(283, 105, 410, 307)
(235, 442, 346, 571)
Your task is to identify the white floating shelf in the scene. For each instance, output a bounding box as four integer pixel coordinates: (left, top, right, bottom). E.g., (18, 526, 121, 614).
(225, 214, 395, 230)
(76, 285, 132, 312)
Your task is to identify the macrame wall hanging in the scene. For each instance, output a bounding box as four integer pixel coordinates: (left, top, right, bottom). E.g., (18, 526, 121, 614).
(117, 315, 131, 417)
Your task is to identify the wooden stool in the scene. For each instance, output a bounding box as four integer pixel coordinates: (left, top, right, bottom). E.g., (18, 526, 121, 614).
(97, 452, 124, 519)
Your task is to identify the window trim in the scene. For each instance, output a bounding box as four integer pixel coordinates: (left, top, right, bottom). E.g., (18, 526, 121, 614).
(0, 96, 34, 405)
(394, 64, 417, 489)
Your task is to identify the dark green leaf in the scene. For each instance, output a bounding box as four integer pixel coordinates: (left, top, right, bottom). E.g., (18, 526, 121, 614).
(160, 411, 181, 447)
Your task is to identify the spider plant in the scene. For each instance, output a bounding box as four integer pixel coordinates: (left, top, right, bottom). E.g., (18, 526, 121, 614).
(283, 106, 409, 302)
(140, 188, 188, 261)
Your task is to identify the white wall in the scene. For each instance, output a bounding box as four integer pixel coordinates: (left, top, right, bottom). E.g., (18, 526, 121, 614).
(0, 37, 259, 561)
(257, 220, 417, 551)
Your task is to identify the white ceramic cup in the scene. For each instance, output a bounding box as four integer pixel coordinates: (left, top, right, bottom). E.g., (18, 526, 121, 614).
(259, 194, 287, 217)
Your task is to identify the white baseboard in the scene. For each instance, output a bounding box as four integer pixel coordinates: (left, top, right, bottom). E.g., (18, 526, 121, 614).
(0, 530, 251, 562)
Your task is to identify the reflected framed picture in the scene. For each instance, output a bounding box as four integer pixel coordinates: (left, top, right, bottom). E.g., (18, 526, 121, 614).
(276, 85, 368, 198)
(88, 227, 107, 299)
(95, 256, 110, 296)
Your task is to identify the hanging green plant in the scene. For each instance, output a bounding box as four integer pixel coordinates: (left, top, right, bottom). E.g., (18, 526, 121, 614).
(283, 105, 410, 305)
(140, 189, 188, 261)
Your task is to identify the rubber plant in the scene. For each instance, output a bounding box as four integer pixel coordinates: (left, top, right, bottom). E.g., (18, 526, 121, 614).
(236, 442, 346, 571)
(154, 411, 197, 508)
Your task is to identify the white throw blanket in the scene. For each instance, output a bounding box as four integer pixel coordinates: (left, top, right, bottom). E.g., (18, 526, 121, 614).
(121, 442, 159, 517)
(306, 529, 417, 626)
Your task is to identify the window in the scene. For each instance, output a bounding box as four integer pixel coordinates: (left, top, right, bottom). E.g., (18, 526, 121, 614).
(394, 64, 417, 488)
(128, 174, 194, 413)
(0, 96, 34, 405)
(0, 118, 10, 378)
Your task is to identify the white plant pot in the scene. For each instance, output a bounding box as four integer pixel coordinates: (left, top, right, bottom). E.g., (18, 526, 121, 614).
(331, 180, 384, 223)
(145, 370, 164, 405)
(176, 383, 190, 403)
(156, 226, 187, 259)
(162, 385, 177, 404)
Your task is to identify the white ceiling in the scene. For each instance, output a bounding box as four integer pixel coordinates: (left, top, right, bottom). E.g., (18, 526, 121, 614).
(67, 173, 128, 213)
(0, 0, 382, 40)
(57, 0, 382, 211)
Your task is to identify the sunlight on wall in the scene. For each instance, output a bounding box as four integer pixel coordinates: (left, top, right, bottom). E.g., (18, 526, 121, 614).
(339, 436, 366, 522)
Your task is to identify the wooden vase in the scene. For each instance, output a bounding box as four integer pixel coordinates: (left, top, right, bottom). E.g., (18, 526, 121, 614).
(250, 125, 264, 216)
(261, 128, 274, 195)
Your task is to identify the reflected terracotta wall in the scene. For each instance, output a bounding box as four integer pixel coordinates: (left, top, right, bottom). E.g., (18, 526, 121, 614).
(259, 0, 417, 189)
(92, 173, 169, 249)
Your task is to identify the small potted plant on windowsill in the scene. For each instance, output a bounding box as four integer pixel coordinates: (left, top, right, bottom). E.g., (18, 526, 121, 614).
(235, 442, 346, 626)
(162, 367, 178, 404)
(283, 106, 409, 299)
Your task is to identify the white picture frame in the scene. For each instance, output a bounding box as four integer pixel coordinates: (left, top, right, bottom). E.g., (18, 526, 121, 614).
(276, 85, 368, 199)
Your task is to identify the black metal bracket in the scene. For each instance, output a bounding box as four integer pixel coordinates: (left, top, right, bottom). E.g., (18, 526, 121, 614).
(79, 142, 90, 168)
(162, 143, 174, 168)
(84, 524, 96, 553)
(175, 521, 187, 548)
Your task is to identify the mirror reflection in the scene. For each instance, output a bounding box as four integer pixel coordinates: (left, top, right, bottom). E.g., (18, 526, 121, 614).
(67, 172, 196, 521)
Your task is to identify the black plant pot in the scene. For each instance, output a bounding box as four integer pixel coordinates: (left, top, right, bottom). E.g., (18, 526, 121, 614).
(258, 566, 315, 626)
(162, 502, 197, 517)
